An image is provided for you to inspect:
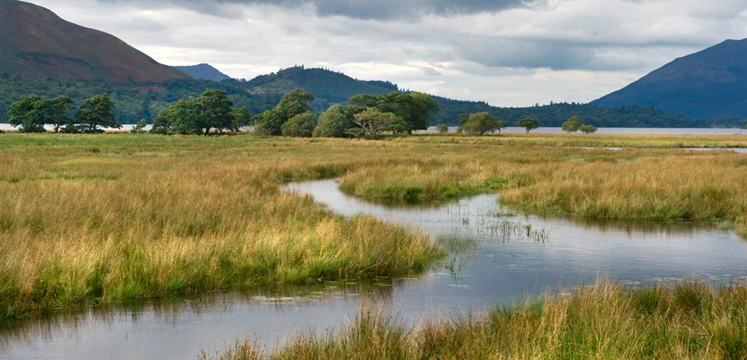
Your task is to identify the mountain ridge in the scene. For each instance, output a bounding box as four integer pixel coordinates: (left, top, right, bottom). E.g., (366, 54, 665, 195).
(0, 0, 187, 84)
(175, 64, 231, 82)
(593, 38, 747, 121)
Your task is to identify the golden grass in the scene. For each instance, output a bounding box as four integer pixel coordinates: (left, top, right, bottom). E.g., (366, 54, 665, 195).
(0, 134, 443, 321)
(397, 132, 747, 149)
(340, 136, 747, 236)
(204, 282, 747, 360)
(2, 132, 747, 323)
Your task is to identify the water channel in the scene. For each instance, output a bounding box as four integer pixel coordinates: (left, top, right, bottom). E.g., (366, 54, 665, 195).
(2, 179, 746, 359)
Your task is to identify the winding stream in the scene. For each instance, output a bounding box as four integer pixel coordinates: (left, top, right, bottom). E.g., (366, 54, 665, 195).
(2, 179, 746, 359)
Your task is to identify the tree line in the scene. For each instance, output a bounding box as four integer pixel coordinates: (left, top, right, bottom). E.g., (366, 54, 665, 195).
(7, 88, 598, 137)
(444, 112, 539, 135)
(250, 89, 440, 138)
(7, 94, 119, 133)
(5, 88, 442, 138)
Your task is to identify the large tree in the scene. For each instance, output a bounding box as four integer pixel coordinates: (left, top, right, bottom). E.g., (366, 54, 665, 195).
(8, 96, 47, 133)
(152, 98, 201, 135)
(281, 112, 317, 137)
(151, 90, 238, 135)
(198, 89, 233, 135)
(313, 104, 356, 138)
(49, 96, 74, 133)
(462, 112, 499, 136)
(76, 94, 119, 133)
(348, 92, 439, 133)
(350, 108, 403, 138)
(255, 89, 314, 136)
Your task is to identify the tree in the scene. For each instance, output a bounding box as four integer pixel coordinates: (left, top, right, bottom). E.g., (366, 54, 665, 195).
(580, 124, 598, 134)
(281, 112, 317, 137)
(76, 94, 119, 133)
(151, 90, 238, 135)
(495, 120, 509, 133)
(394, 92, 439, 133)
(436, 123, 449, 134)
(348, 92, 439, 133)
(456, 113, 469, 134)
(131, 119, 147, 133)
(350, 109, 402, 138)
(562, 115, 583, 133)
(230, 108, 253, 132)
(255, 89, 314, 135)
(313, 104, 356, 138)
(152, 98, 201, 135)
(49, 96, 74, 133)
(462, 112, 499, 135)
(515, 117, 539, 133)
(198, 89, 233, 135)
(741, 120, 747, 129)
(8, 96, 46, 133)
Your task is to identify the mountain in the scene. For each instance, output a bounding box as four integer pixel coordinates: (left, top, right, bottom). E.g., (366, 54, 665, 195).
(175, 64, 231, 82)
(230, 66, 399, 110)
(593, 38, 747, 122)
(228, 66, 693, 127)
(0, 0, 187, 84)
(0, 0, 694, 127)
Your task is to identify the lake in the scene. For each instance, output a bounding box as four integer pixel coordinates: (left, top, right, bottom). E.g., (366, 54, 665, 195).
(2, 179, 746, 359)
(423, 126, 747, 135)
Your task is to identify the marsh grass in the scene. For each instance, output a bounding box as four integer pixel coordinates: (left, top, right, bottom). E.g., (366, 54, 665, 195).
(339, 135, 747, 237)
(0, 134, 445, 322)
(3, 132, 747, 323)
(204, 282, 747, 360)
(397, 133, 747, 149)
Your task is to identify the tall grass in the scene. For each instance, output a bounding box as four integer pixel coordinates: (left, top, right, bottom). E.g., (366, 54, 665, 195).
(3, 132, 747, 323)
(204, 282, 747, 360)
(339, 138, 747, 237)
(0, 134, 443, 322)
(398, 132, 747, 149)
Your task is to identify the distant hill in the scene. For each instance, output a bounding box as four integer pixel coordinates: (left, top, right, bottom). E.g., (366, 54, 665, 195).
(594, 38, 747, 123)
(175, 64, 231, 82)
(0, 0, 698, 127)
(0, 0, 188, 84)
(228, 66, 693, 127)
(229, 66, 399, 111)
(0, 1, 276, 123)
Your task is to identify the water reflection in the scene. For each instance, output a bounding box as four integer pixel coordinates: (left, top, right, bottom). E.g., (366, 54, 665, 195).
(2, 179, 746, 360)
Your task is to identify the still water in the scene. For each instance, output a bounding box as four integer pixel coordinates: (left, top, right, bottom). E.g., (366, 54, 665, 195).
(423, 126, 747, 135)
(2, 180, 746, 359)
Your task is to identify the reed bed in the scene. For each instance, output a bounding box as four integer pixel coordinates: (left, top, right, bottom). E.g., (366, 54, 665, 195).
(204, 282, 747, 360)
(340, 137, 747, 237)
(2, 132, 747, 323)
(0, 134, 443, 321)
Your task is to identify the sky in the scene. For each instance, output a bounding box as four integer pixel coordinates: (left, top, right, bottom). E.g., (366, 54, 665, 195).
(26, 0, 747, 107)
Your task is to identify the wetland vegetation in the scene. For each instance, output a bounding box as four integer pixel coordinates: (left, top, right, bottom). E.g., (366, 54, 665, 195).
(2, 131, 747, 358)
(205, 282, 747, 360)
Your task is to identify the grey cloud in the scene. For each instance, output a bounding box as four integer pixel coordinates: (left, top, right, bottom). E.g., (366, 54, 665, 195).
(101, 0, 539, 20)
(455, 36, 594, 70)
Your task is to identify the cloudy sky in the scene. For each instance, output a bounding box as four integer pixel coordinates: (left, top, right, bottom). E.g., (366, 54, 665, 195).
(26, 0, 747, 107)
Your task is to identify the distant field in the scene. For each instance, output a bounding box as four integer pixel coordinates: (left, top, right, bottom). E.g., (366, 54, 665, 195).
(1, 132, 747, 323)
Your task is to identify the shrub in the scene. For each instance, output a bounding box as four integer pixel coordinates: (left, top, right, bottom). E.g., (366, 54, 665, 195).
(313, 104, 356, 138)
(580, 124, 597, 134)
(281, 112, 317, 137)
